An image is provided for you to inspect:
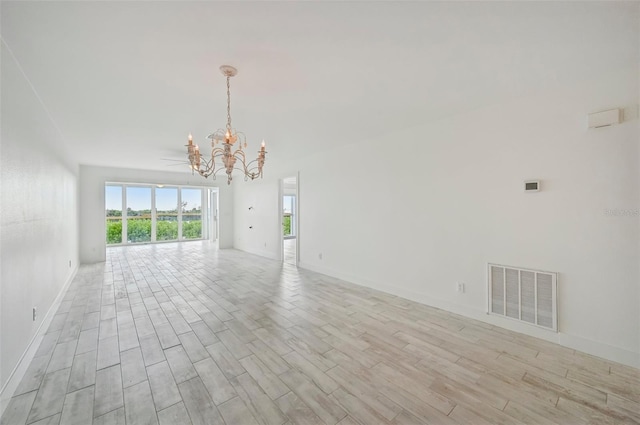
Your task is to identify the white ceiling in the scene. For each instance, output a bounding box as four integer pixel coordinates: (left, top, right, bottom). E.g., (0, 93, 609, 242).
(2, 1, 637, 172)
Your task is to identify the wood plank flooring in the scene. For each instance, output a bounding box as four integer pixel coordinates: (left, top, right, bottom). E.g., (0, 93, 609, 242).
(2, 242, 639, 425)
(284, 239, 296, 265)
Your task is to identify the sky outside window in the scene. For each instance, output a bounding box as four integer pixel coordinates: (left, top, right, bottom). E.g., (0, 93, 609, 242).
(126, 187, 151, 211)
(156, 188, 178, 212)
(283, 195, 295, 214)
(182, 189, 201, 212)
(105, 186, 122, 210)
(106, 185, 202, 212)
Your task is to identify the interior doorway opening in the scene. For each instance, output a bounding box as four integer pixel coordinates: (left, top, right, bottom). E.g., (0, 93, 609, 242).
(281, 175, 298, 265)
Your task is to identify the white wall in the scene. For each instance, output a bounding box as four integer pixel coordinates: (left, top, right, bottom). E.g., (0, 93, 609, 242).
(1, 44, 79, 391)
(79, 165, 234, 264)
(233, 55, 640, 365)
(233, 177, 282, 260)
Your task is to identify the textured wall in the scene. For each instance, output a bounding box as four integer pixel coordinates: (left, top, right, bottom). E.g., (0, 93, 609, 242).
(1, 44, 79, 389)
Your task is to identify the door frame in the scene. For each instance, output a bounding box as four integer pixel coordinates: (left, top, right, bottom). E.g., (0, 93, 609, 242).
(279, 173, 299, 265)
(209, 188, 219, 245)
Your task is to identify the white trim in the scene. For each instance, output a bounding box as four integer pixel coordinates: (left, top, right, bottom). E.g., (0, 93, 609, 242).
(278, 179, 284, 262)
(0, 266, 78, 418)
(249, 247, 280, 261)
(151, 187, 157, 241)
(295, 171, 300, 266)
(177, 186, 183, 240)
(279, 174, 299, 266)
(209, 188, 219, 243)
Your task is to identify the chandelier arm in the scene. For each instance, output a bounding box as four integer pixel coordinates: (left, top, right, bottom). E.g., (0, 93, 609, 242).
(210, 147, 226, 158)
(244, 171, 262, 179)
(199, 157, 214, 171)
(234, 158, 263, 178)
(232, 149, 247, 160)
(207, 168, 224, 180)
(230, 153, 248, 169)
(243, 169, 263, 180)
(209, 149, 227, 172)
(229, 148, 255, 175)
(231, 165, 252, 174)
(198, 155, 219, 178)
(234, 157, 252, 175)
(242, 158, 260, 170)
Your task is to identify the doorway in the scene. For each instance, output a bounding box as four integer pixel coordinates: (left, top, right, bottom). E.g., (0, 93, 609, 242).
(208, 188, 219, 245)
(281, 175, 298, 265)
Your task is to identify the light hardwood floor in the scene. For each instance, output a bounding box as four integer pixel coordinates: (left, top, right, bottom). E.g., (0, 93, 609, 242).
(1, 242, 638, 425)
(284, 239, 296, 265)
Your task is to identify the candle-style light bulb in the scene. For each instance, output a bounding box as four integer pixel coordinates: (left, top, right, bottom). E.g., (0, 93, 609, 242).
(188, 133, 193, 145)
(261, 140, 266, 151)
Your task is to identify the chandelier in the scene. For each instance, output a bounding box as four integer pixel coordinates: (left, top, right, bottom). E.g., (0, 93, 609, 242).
(186, 65, 266, 184)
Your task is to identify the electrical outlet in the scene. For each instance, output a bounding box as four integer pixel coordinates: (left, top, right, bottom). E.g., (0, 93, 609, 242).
(318, 253, 323, 260)
(32, 307, 37, 321)
(456, 282, 465, 293)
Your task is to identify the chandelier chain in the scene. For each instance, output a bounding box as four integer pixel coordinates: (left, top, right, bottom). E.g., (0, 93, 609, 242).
(226, 76, 232, 131)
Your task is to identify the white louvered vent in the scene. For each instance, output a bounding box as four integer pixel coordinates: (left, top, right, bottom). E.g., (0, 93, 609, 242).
(488, 263, 557, 331)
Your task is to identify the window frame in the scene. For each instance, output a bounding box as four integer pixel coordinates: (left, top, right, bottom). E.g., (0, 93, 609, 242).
(105, 183, 208, 246)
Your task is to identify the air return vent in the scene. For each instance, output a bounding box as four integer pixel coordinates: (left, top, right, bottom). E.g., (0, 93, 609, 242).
(488, 264, 557, 331)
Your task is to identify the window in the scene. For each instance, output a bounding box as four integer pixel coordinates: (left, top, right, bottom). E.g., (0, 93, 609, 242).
(105, 185, 123, 244)
(283, 195, 296, 238)
(181, 188, 202, 240)
(126, 186, 152, 243)
(106, 184, 207, 245)
(156, 188, 178, 241)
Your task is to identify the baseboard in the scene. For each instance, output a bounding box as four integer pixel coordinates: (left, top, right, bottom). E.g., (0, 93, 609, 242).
(234, 246, 280, 261)
(0, 266, 78, 417)
(557, 334, 640, 368)
(297, 261, 640, 369)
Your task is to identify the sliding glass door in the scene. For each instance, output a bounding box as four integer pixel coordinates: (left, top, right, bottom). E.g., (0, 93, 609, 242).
(106, 186, 123, 244)
(181, 188, 202, 240)
(106, 184, 207, 245)
(156, 187, 178, 241)
(126, 186, 152, 243)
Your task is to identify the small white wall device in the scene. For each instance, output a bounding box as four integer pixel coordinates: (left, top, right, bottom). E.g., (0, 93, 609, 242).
(524, 180, 540, 192)
(588, 108, 622, 129)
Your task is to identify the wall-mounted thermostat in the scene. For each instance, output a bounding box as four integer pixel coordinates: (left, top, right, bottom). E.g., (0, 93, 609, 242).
(588, 108, 622, 128)
(524, 180, 540, 192)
